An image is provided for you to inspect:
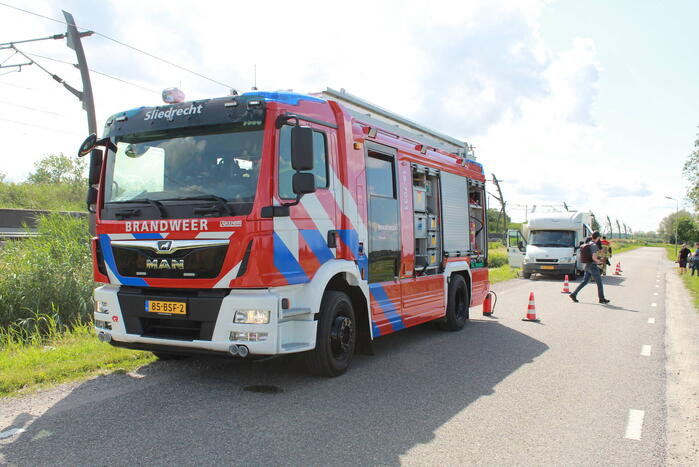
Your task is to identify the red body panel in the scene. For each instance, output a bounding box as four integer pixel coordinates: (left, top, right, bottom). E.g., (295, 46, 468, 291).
(93, 92, 489, 340)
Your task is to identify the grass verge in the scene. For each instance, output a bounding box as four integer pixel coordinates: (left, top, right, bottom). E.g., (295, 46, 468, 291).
(489, 264, 520, 284)
(0, 324, 155, 398)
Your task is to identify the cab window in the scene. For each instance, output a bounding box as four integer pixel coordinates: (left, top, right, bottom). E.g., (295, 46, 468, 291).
(278, 125, 328, 199)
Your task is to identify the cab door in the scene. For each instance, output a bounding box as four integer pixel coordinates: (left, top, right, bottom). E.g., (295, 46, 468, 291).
(507, 229, 527, 267)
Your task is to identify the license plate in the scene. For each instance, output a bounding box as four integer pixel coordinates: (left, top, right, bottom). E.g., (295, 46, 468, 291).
(540, 265, 555, 270)
(146, 300, 186, 315)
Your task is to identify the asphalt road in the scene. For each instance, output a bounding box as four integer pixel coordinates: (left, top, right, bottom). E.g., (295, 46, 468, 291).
(1, 247, 696, 466)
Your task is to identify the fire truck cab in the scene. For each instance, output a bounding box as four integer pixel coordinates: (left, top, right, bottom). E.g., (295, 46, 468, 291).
(84, 87, 490, 376)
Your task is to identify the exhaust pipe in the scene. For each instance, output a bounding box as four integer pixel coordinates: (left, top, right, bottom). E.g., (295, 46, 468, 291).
(237, 345, 249, 358)
(228, 344, 239, 356)
(97, 332, 112, 343)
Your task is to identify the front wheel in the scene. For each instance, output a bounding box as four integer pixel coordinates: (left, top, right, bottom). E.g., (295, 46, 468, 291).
(304, 291, 356, 377)
(522, 272, 532, 279)
(439, 274, 470, 331)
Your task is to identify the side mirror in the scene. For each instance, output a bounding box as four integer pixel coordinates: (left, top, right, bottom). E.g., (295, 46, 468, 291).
(88, 149, 102, 186)
(78, 134, 98, 157)
(517, 241, 524, 250)
(86, 186, 98, 213)
(291, 126, 314, 171)
(292, 172, 316, 196)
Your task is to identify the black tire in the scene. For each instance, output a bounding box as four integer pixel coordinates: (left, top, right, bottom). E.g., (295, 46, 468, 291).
(304, 291, 356, 377)
(522, 272, 532, 279)
(439, 274, 470, 331)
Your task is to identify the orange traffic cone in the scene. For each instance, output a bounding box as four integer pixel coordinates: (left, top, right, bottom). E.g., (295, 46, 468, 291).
(614, 262, 622, 275)
(522, 292, 540, 322)
(561, 275, 571, 294)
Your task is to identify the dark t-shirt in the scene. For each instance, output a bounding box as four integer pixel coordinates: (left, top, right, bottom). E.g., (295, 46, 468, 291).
(679, 247, 691, 260)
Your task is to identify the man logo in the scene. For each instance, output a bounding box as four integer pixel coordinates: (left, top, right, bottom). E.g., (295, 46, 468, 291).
(146, 259, 184, 270)
(157, 240, 172, 251)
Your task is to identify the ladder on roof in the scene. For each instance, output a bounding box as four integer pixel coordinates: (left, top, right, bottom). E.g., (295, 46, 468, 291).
(317, 87, 475, 159)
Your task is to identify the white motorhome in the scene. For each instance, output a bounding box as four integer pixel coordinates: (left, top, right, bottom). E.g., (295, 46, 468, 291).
(507, 211, 593, 279)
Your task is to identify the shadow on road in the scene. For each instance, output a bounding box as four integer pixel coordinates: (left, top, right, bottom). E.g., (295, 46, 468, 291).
(1, 321, 547, 466)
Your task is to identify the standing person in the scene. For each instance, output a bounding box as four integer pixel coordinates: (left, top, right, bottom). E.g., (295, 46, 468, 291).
(678, 243, 691, 274)
(570, 231, 610, 304)
(691, 242, 699, 277)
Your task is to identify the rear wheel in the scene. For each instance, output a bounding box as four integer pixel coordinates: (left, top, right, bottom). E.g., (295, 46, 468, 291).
(439, 274, 470, 331)
(304, 291, 356, 377)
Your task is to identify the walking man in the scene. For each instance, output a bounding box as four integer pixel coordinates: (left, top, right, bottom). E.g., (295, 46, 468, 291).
(570, 231, 610, 304)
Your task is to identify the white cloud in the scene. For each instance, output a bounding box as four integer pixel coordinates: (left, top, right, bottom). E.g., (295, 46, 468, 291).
(0, 0, 672, 230)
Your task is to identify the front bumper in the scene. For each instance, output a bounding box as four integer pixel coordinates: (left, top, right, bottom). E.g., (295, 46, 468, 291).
(93, 285, 317, 356)
(523, 263, 576, 275)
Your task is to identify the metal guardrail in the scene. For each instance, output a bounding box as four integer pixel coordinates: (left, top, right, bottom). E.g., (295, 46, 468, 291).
(0, 208, 86, 240)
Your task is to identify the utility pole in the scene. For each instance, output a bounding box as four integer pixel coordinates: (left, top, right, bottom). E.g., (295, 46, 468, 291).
(490, 173, 507, 243)
(63, 10, 96, 136)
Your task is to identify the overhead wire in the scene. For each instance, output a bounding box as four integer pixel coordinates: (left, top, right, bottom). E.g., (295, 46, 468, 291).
(0, 1, 234, 90)
(0, 99, 73, 117)
(0, 116, 83, 135)
(22, 51, 160, 94)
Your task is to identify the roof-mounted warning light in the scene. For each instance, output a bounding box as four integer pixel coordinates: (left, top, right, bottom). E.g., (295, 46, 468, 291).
(162, 87, 185, 104)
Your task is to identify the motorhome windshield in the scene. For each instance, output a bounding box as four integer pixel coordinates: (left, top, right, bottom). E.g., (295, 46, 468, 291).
(529, 230, 576, 248)
(103, 129, 263, 210)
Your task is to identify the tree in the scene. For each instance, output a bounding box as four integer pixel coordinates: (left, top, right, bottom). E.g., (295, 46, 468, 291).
(0, 171, 5, 183)
(683, 131, 699, 210)
(677, 217, 699, 244)
(27, 153, 85, 186)
(486, 208, 511, 235)
(590, 212, 601, 232)
(658, 209, 694, 243)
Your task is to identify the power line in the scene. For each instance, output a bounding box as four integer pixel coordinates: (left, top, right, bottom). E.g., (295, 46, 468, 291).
(22, 51, 160, 94)
(0, 2, 234, 90)
(0, 99, 74, 117)
(0, 116, 83, 135)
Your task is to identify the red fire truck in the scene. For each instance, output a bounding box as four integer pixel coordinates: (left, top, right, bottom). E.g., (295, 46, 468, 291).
(80, 87, 490, 376)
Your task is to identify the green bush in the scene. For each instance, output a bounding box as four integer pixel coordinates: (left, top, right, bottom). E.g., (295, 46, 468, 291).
(0, 182, 86, 211)
(488, 249, 509, 268)
(0, 214, 94, 334)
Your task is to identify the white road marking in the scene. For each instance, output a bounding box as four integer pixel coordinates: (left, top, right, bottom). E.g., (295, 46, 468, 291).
(651, 303, 657, 307)
(0, 428, 26, 440)
(641, 345, 652, 356)
(624, 409, 645, 440)
(648, 317, 655, 324)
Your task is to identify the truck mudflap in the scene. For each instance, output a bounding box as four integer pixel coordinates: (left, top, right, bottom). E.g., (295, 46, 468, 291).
(92, 285, 318, 356)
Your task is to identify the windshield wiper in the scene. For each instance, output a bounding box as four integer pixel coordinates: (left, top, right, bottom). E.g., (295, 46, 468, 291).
(111, 198, 167, 218)
(164, 194, 233, 216)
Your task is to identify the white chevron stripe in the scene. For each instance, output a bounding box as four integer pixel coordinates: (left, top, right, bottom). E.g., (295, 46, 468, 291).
(329, 167, 367, 241)
(195, 231, 235, 239)
(300, 193, 337, 257)
(273, 214, 300, 262)
(108, 233, 134, 240)
(214, 261, 242, 288)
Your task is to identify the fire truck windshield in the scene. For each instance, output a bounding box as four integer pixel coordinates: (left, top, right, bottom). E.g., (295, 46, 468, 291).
(103, 129, 263, 212)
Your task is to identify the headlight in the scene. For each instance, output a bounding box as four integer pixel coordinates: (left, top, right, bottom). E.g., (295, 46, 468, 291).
(523, 256, 531, 264)
(94, 300, 109, 314)
(559, 257, 573, 263)
(234, 310, 270, 324)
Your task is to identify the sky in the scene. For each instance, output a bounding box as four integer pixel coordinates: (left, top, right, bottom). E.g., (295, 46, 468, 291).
(0, 0, 697, 232)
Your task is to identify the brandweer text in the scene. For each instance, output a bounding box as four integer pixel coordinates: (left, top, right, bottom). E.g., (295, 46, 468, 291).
(125, 219, 209, 232)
